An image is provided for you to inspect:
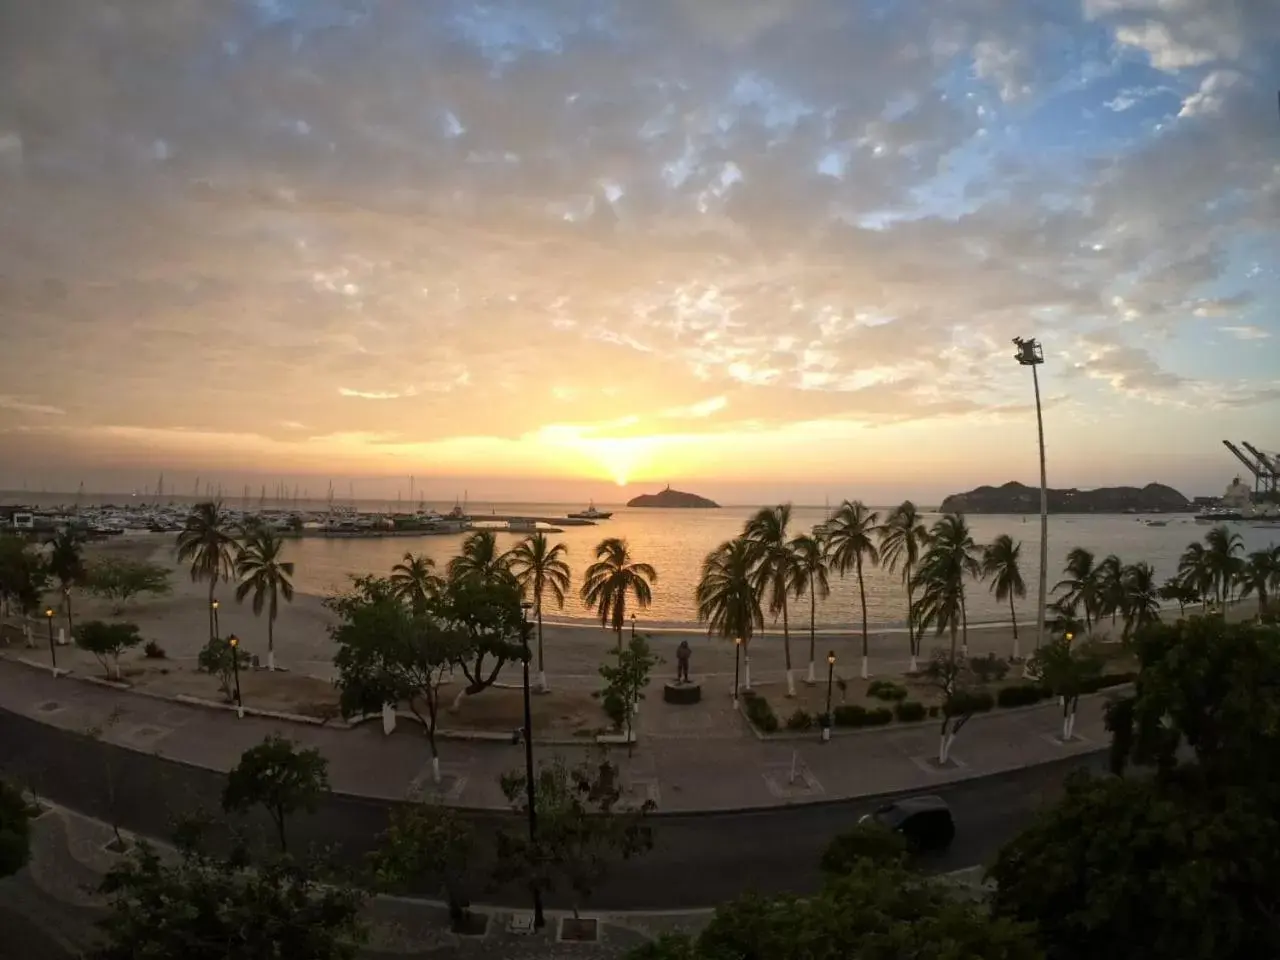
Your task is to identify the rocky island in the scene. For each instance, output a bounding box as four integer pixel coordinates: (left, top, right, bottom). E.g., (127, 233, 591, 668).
(938, 481, 1191, 514)
(626, 486, 720, 509)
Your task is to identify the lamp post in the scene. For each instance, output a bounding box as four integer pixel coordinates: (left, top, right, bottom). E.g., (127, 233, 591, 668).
(228, 634, 243, 718)
(211, 599, 220, 639)
(823, 651, 835, 742)
(1013, 336, 1048, 659)
(733, 637, 742, 706)
(630, 612, 636, 642)
(519, 601, 544, 929)
(45, 608, 57, 673)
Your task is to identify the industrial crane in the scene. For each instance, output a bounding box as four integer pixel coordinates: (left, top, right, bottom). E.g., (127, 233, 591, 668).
(1222, 440, 1279, 496)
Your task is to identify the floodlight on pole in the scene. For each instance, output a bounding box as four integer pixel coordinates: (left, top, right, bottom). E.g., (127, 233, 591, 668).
(1013, 336, 1049, 663)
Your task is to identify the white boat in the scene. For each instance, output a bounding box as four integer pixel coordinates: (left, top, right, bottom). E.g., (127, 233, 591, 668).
(567, 501, 613, 520)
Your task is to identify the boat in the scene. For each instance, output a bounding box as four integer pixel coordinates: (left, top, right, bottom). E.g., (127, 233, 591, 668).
(1144, 519, 1168, 527)
(568, 501, 613, 520)
(1195, 508, 1243, 522)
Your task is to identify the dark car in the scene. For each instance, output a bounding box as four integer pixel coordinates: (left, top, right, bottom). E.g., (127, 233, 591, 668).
(859, 795, 955, 852)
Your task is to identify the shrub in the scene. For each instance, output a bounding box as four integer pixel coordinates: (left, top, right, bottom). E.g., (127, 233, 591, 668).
(142, 640, 166, 660)
(833, 704, 868, 728)
(927, 705, 940, 718)
(997, 683, 1047, 708)
(73, 621, 143, 680)
(784, 709, 813, 731)
(598, 689, 628, 729)
(742, 692, 779, 733)
(894, 700, 927, 722)
(969, 653, 1010, 683)
(865, 707, 893, 726)
(948, 690, 995, 715)
(867, 680, 908, 702)
(820, 823, 908, 874)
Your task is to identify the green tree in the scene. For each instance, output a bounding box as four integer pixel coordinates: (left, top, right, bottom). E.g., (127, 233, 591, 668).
(635, 859, 1041, 960)
(878, 500, 930, 672)
(787, 533, 830, 684)
(329, 576, 470, 783)
(234, 527, 294, 671)
(93, 842, 366, 960)
(497, 755, 654, 920)
(1202, 524, 1245, 605)
(581, 537, 657, 651)
(744, 504, 800, 695)
(222, 735, 330, 853)
(447, 530, 512, 585)
(508, 532, 571, 692)
(370, 799, 476, 930)
(1157, 576, 1199, 616)
(0, 535, 48, 636)
(0, 778, 33, 878)
(1176, 541, 1212, 611)
(913, 513, 980, 661)
(597, 635, 660, 750)
(197, 635, 251, 702)
(1053, 546, 1100, 633)
(1120, 561, 1160, 639)
(84, 557, 171, 613)
(982, 534, 1026, 660)
(1030, 636, 1102, 741)
(389, 552, 442, 613)
(1237, 545, 1280, 615)
(438, 575, 525, 709)
(74, 620, 144, 680)
(48, 529, 87, 636)
(175, 500, 238, 641)
(695, 538, 763, 690)
(1094, 554, 1125, 629)
(922, 648, 977, 765)
(824, 500, 881, 679)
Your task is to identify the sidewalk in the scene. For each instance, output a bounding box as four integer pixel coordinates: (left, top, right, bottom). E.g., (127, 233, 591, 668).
(0, 655, 1111, 813)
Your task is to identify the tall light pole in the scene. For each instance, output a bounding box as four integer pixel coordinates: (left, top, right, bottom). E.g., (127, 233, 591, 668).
(44, 607, 57, 673)
(733, 636, 742, 706)
(211, 599, 220, 639)
(1013, 336, 1048, 658)
(228, 633, 243, 719)
(519, 601, 544, 929)
(823, 651, 835, 742)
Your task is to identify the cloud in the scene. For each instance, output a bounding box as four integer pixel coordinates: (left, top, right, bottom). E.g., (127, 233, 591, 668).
(338, 387, 415, 401)
(0, 395, 64, 416)
(1219, 325, 1270, 341)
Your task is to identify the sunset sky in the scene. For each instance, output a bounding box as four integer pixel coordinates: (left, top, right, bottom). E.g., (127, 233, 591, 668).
(1, 0, 1278, 504)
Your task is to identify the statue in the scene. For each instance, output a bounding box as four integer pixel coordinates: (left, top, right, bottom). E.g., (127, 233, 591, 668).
(676, 640, 691, 683)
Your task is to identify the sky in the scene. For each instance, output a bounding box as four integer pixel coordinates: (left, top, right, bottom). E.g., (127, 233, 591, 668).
(1, 0, 1278, 505)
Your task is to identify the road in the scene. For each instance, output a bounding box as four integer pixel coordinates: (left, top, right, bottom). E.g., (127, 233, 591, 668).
(0, 706, 1107, 910)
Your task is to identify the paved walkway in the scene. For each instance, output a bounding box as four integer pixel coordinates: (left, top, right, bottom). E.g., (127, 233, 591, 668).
(0, 655, 1112, 812)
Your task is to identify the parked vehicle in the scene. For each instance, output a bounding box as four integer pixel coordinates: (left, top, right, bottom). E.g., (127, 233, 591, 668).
(859, 795, 955, 851)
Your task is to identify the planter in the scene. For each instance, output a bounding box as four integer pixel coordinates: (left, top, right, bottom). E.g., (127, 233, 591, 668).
(558, 916, 599, 942)
(663, 680, 702, 705)
(451, 910, 489, 937)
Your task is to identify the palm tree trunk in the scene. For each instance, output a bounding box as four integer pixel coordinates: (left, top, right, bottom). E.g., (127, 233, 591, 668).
(64, 588, 73, 641)
(906, 569, 917, 672)
(1009, 594, 1019, 661)
(782, 594, 794, 697)
(807, 590, 816, 684)
(857, 557, 869, 680)
(208, 580, 216, 641)
(537, 603, 548, 692)
(960, 592, 969, 658)
(267, 613, 275, 671)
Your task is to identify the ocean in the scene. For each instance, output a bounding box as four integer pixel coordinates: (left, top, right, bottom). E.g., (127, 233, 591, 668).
(10, 495, 1277, 628)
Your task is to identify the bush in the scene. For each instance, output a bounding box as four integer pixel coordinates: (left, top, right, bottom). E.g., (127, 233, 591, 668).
(927, 705, 940, 718)
(833, 704, 868, 728)
(867, 680, 908, 702)
(948, 690, 995, 715)
(894, 700, 927, 722)
(742, 692, 779, 733)
(820, 823, 908, 874)
(143, 640, 166, 660)
(969, 653, 1010, 683)
(598, 688, 628, 729)
(865, 706, 893, 726)
(784, 709, 813, 731)
(997, 683, 1047, 708)
(73, 621, 144, 679)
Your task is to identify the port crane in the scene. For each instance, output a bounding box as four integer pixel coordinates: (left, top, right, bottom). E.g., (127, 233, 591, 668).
(1222, 440, 1279, 496)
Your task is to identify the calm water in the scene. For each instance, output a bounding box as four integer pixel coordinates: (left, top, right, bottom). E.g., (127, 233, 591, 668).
(251, 504, 1280, 628)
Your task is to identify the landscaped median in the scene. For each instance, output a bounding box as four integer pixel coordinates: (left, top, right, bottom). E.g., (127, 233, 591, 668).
(737, 659, 1136, 739)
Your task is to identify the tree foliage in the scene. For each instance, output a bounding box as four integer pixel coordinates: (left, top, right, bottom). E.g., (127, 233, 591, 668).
(0, 778, 33, 879)
(73, 620, 144, 679)
(85, 557, 171, 612)
(196, 635, 250, 701)
(819, 821, 908, 875)
(369, 799, 475, 924)
(0, 534, 48, 618)
(596, 634, 660, 742)
(222, 735, 330, 853)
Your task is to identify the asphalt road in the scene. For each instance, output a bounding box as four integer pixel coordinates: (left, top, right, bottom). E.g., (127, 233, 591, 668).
(0, 707, 1107, 910)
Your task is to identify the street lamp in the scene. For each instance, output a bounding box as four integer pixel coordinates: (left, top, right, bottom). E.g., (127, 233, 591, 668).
(1013, 336, 1049, 660)
(211, 598, 220, 639)
(1065, 631, 1074, 646)
(228, 634, 243, 719)
(823, 651, 835, 742)
(44, 608, 57, 673)
(518, 601, 544, 929)
(630, 612, 636, 641)
(733, 637, 742, 706)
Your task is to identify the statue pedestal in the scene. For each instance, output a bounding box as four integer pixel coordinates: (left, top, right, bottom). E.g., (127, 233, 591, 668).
(663, 680, 702, 705)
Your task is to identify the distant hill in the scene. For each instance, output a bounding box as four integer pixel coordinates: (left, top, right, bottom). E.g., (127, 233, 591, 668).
(938, 481, 1191, 515)
(626, 486, 720, 509)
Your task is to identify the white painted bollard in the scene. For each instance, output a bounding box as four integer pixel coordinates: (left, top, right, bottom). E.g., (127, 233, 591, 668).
(57, 627, 67, 646)
(381, 702, 397, 736)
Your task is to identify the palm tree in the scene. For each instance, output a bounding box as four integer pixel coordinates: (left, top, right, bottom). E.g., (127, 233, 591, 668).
(912, 513, 981, 660)
(447, 530, 512, 585)
(787, 534, 830, 684)
(389, 552, 442, 613)
(744, 504, 799, 695)
(580, 538, 657, 650)
(508, 533, 571, 692)
(696, 538, 764, 690)
(1120, 562, 1160, 639)
(175, 501, 238, 641)
(1203, 524, 1245, 606)
(1238, 546, 1280, 615)
(825, 500, 881, 679)
(1053, 547, 1100, 633)
(234, 527, 294, 670)
(48, 529, 87, 638)
(1177, 542, 1213, 611)
(982, 535, 1026, 660)
(878, 501, 930, 672)
(1094, 555, 1126, 631)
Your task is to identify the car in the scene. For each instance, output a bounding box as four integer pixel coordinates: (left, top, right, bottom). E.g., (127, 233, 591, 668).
(859, 795, 955, 852)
